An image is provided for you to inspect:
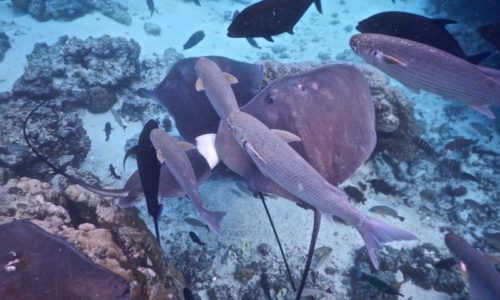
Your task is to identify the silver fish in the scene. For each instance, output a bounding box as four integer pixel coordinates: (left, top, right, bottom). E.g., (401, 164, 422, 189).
(149, 128, 226, 233)
(350, 33, 500, 118)
(226, 110, 416, 268)
(111, 108, 127, 130)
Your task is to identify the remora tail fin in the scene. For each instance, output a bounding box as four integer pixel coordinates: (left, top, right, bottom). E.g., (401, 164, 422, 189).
(357, 216, 417, 269)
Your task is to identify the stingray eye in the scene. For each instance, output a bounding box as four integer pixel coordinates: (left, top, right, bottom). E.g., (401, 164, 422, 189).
(370, 50, 378, 56)
(351, 44, 358, 53)
(242, 140, 248, 149)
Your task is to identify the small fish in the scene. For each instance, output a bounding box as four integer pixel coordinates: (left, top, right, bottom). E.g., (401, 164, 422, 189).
(111, 108, 127, 131)
(189, 231, 205, 246)
(183, 31, 205, 50)
(483, 232, 500, 251)
(311, 246, 333, 270)
(460, 171, 480, 183)
(104, 122, 113, 142)
(442, 185, 467, 197)
(471, 146, 499, 157)
(246, 37, 261, 49)
(369, 179, 397, 196)
(183, 287, 194, 300)
(260, 270, 272, 300)
(445, 138, 477, 151)
(146, 0, 155, 17)
(108, 164, 121, 180)
(343, 185, 366, 204)
(358, 271, 404, 297)
(369, 205, 404, 222)
(433, 257, 457, 270)
(438, 159, 461, 175)
(412, 137, 437, 157)
(184, 217, 210, 231)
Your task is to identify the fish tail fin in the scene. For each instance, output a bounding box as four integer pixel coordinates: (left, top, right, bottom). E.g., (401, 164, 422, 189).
(467, 51, 492, 64)
(356, 216, 417, 269)
(203, 209, 226, 234)
(469, 103, 495, 119)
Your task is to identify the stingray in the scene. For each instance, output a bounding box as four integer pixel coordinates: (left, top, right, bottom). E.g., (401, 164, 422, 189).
(23, 101, 212, 224)
(137, 56, 263, 143)
(0, 220, 130, 299)
(213, 64, 376, 298)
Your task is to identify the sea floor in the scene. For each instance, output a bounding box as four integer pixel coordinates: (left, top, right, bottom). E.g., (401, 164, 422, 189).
(0, 0, 498, 299)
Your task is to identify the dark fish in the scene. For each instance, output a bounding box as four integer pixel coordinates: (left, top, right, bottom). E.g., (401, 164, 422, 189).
(183, 30, 205, 50)
(343, 185, 367, 204)
(147, 0, 155, 17)
(227, 0, 321, 42)
(478, 22, 500, 50)
(108, 164, 121, 180)
(433, 257, 457, 271)
(445, 138, 478, 151)
(104, 122, 113, 142)
(369, 179, 397, 196)
(260, 270, 272, 300)
(471, 146, 499, 157)
(460, 171, 480, 183)
(193, 0, 201, 6)
(350, 33, 500, 118)
(442, 185, 467, 197)
(246, 37, 261, 49)
(183, 287, 194, 300)
(412, 137, 437, 157)
(189, 231, 205, 246)
(438, 159, 461, 175)
(445, 232, 500, 300)
(0, 221, 130, 299)
(137, 120, 163, 246)
(356, 12, 491, 64)
(358, 271, 404, 297)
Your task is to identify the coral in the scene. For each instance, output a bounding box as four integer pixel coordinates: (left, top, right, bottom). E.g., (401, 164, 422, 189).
(0, 177, 185, 300)
(12, 35, 140, 112)
(0, 99, 90, 180)
(10, 0, 132, 25)
(0, 31, 11, 62)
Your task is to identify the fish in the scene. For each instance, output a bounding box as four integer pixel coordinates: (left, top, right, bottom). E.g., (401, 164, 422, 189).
(356, 12, 491, 64)
(136, 56, 263, 143)
(412, 136, 437, 158)
(433, 257, 457, 270)
(108, 164, 121, 180)
(0, 221, 130, 299)
(260, 269, 272, 300)
(343, 185, 367, 204)
(369, 205, 404, 221)
(183, 30, 205, 50)
(149, 128, 226, 233)
(311, 246, 333, 270)
(460, 172, 480, 183)
(195, 57, 239, 121)
(246, 37, 261, 49)
(111, 108, 127, 131)
(350, 33, 500, 118)
(136, 120, 163, 246)
(226, 110, 416, 269)
(227, 0, 321, 42)
(146, 0, 155, 17)
(184, 217, 210, 231)
(483, 232, 500, 251)
(104, 122, 113, 142)
(471, 146, 499, 157)
(445, 232, 500, 300)
(478, 22, 500, 50)
(357, 271, 404, 297)
(369, 179, 397, 196)
(438, 158, 461, 175)
(189, 231, 205, 246)
(183, 287, 194, 300)
(445, 138, 478, 151)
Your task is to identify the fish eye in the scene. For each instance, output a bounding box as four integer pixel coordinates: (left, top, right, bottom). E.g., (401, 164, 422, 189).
(350, 45, 358, 53)
(242, 140, 247, 149)
(370, 50, 378, 56)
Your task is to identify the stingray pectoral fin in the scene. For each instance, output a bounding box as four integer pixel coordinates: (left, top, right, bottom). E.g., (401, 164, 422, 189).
(224, 72, 239, 84)
(177, 140, 197, 151)
(195, 78, 205, 91)
(271, 129, 302, 143)
(377, 52, 408, 67)
(469, 103, 495, 119)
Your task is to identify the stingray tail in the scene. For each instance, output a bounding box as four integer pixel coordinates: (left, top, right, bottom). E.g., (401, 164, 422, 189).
(356, 216, 417, 269)
(201, 209, 226, 234)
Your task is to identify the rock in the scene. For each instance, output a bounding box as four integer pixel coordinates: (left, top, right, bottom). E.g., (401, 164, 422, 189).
(0, 99, 90, 179)
(12, 35, 140, 112)
(0, 31, 10, 62)
(92, 0, 132, 25)
(0, 178, 185, 300)
(144, 22, 162, 36)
